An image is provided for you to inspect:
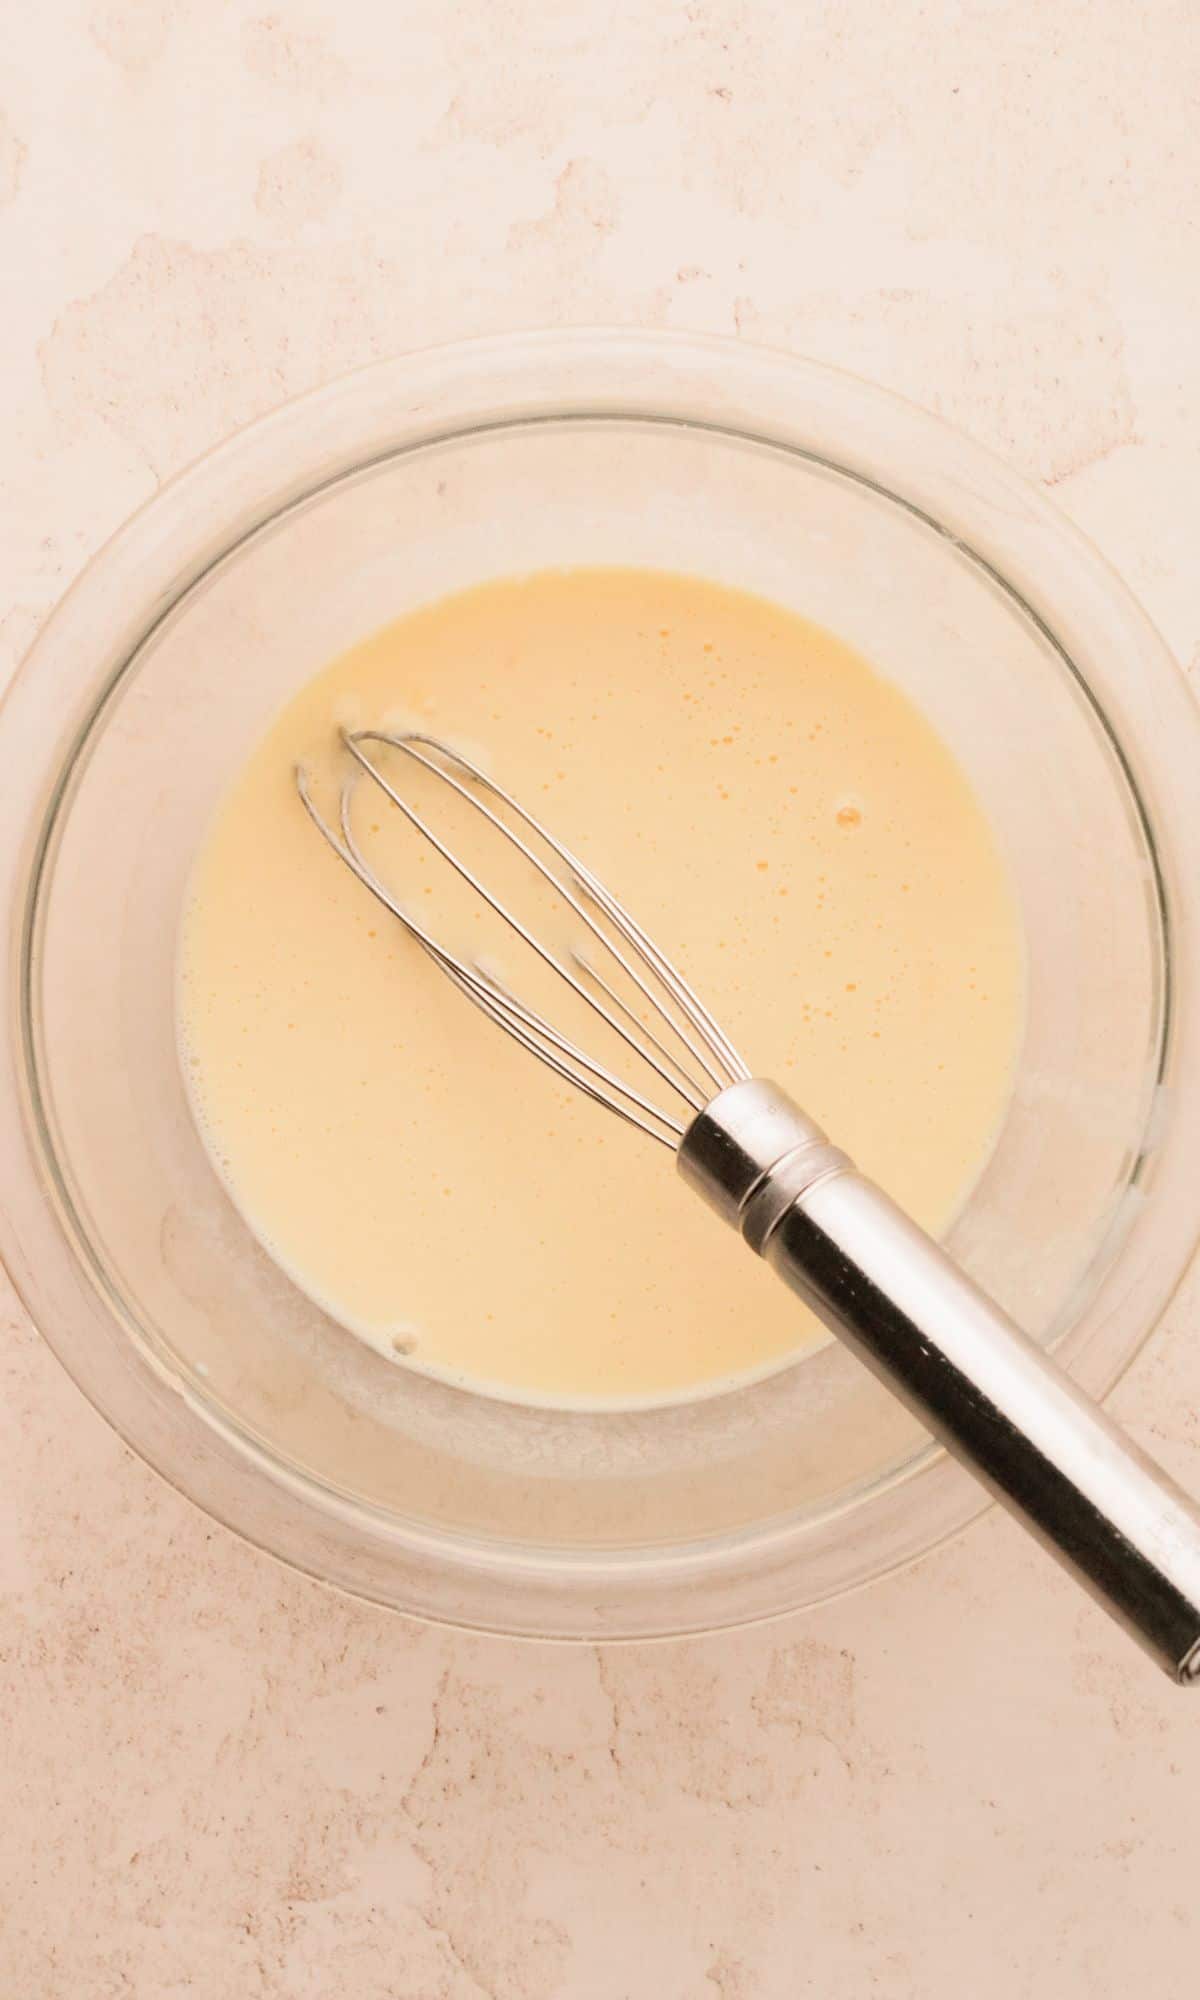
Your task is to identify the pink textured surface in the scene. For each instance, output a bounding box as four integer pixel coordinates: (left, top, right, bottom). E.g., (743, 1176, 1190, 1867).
(4, 3, 1200, 1993)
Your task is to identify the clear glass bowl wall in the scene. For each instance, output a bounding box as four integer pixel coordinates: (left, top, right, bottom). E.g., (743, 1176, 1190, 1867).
(3, 334, 1197, 1636)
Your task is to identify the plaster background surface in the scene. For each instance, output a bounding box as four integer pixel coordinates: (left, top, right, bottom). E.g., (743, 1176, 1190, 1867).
(3, 4, 1200, 1993)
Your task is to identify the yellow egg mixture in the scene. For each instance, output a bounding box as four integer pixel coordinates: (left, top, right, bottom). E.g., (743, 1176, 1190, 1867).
(178, 568, 1023, 1406)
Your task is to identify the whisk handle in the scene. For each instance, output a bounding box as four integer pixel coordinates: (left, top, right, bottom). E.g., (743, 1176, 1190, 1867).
(679, 1079, 1200, 1683)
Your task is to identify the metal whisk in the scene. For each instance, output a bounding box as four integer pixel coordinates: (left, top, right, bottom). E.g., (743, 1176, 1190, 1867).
(300, 728, 1200, 1684)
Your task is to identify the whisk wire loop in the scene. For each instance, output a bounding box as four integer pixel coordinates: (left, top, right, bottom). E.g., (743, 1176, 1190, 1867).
(296, 729, 749, 1146)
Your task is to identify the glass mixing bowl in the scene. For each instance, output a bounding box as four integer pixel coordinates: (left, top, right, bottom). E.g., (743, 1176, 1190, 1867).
(2, 330, 1199, 1637)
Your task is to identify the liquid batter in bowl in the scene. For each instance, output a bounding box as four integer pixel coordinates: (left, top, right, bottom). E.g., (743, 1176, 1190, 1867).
(178, 567, 1024, 1406)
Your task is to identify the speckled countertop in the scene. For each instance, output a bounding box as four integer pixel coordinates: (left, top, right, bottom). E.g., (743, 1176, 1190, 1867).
(4, 4, 1200, 1994)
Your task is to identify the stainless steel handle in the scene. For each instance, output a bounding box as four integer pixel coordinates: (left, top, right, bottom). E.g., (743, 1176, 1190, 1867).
(679, 1079, 1200, 1683)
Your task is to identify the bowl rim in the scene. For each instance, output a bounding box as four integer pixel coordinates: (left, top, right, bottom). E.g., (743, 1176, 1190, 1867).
(3, 325, 1199, 1637)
